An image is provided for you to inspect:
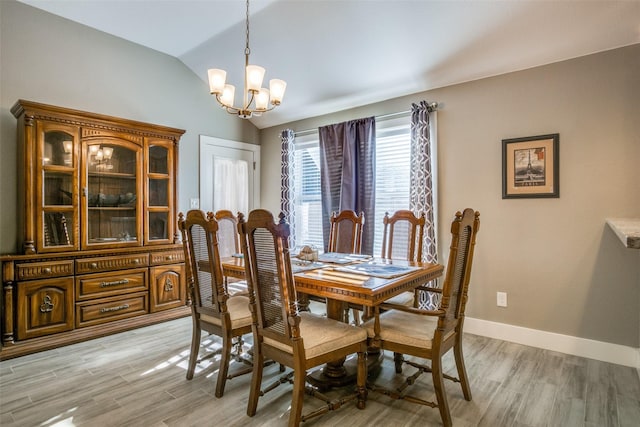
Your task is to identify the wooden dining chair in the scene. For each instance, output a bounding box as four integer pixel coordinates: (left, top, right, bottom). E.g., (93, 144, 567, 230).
(237, 209, 368, 427)
(327, 210, 365, 323)
(214, 209, 241, 259)
(381, 209, 426, 261)
(364, 208, 480, 427)
(380, 209, 429, 307)
(214, 209, 248, 296)
(178, 210, 253, 398)
(328, 210, 365, 254)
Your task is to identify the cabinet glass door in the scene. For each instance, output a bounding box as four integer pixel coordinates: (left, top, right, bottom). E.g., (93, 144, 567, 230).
(83, 139, 142, 247)
(146, 141, 174, 244)
(38, 125, 78, 252)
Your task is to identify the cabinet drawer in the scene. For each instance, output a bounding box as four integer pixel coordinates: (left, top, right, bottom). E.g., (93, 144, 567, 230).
(75, 292, 148, 328)
(76, 268, 148, 301)
(76, 253, 149, 274)
(150, 250, 184, 266)
(16, 260, 74, 281)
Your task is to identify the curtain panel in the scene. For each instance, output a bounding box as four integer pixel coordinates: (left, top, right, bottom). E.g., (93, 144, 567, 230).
(280, 129, 296, 245)
(410, 101, 438, 309)
(318, 117, 376, 254)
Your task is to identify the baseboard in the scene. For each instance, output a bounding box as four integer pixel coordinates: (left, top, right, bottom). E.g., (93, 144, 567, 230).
(465, 317, 640, 369)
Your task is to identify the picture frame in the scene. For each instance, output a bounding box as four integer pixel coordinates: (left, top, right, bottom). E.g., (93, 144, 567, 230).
(502, 133, 559, 199)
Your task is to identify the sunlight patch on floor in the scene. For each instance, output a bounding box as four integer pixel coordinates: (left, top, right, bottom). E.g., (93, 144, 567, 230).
(41, 406, 77, 426)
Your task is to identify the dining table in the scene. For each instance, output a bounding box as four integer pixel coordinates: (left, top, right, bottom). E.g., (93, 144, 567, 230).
(221, 253, 444, 388)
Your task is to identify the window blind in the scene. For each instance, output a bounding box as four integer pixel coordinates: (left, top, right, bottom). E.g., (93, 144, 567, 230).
(372, 117, 411, 257)
(292, 115, 413, 253)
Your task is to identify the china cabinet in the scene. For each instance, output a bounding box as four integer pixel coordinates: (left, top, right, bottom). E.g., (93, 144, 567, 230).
(1, 100, 188, 359)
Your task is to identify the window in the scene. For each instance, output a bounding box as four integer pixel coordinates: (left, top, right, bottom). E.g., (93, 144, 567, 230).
(291, 114, 429, 253)
(292, 133, 323, 249)
(371, 116, 412, 256)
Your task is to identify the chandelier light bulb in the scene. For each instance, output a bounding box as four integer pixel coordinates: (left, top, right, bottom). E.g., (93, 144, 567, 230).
(255, 88, 270, 110)
(208, 69, 226, 94)
(246, 65, 265, 92)
(220, 84, 236, 107)
(269, 79, 287, 105)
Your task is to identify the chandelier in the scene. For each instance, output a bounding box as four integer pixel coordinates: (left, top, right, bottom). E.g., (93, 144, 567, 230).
(207, 0, 286, 119)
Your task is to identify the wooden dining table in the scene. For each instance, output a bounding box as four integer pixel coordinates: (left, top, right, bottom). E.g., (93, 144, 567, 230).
(221, 255, 444, 388)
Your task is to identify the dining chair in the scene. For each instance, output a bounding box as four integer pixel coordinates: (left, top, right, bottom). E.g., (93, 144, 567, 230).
(364, 208, 480, 427)
(327, 210, 365, 323)
(237, 209, 368, 427)
(380, 209, 429, 307)
(328, 210, 365, 254)
(381, 209, 425, 261)
(214, 209, 248, 296)
(178, 210, 253, 398)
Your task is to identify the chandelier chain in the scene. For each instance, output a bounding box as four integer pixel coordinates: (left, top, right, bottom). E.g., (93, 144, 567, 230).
(245, 0, 251, 57)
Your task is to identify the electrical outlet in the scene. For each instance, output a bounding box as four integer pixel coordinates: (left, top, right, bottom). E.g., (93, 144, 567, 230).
(497, 291, 507, 307)
(190, 198, 199, 209)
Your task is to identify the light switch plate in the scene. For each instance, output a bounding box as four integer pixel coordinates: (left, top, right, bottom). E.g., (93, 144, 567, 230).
(497, 291, 507, 307)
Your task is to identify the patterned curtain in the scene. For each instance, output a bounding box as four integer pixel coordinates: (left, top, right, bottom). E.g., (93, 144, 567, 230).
(318, 117, 376, 254)
(280, 129, 296, 245)
(410, 101, 438, 308)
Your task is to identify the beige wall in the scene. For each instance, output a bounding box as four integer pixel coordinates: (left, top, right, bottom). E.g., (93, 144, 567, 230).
(260, 45, 640, 347)
(1, 0, 638, 349)
(0, 0, 259, 254)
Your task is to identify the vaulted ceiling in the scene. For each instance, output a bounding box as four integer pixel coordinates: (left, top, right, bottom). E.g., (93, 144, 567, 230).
(17, 0, 640, 129)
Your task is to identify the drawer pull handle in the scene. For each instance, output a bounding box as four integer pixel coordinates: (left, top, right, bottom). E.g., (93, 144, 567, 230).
(164, 278, 174, 292)
(165, 255, 173, 260)
(132, 259, 140, 265)
(100, 279, 130, 288)
(90, 262, 98, 269)
(100, 304, 130, 313)
(40, 295, 54, 313)
(42, 267, 52, 274)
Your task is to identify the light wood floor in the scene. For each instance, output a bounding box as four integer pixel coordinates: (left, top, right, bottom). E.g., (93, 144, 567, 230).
(1, 315, 639, 427)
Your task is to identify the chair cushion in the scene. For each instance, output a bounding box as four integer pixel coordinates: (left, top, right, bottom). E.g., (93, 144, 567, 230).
(363, 309, 447, 349)
(383, 291, 414, 307)
(201, 295, 252, 329)
(264, 312, 367, 359)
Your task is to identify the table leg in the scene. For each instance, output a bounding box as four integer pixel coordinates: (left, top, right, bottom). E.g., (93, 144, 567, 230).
(306, 298, 383, 390)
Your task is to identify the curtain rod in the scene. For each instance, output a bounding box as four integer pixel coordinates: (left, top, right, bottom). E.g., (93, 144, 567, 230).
(293, 102, 438, 137)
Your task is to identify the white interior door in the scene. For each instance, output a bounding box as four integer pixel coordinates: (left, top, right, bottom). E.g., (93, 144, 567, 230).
(200, 136, 260, 216)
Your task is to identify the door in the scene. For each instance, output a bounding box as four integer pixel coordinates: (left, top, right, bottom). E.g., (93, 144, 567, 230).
(199, 136, 260, 215)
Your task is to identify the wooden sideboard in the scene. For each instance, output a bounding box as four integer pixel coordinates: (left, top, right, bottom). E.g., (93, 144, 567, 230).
(1, 101, 189, 360)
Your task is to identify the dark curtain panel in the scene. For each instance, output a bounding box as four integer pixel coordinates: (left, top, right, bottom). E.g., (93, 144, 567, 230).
(318, 117, 375, 254)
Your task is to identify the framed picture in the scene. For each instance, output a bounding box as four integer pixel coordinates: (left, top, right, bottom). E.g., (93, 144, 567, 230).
(502, 134, 559, 199)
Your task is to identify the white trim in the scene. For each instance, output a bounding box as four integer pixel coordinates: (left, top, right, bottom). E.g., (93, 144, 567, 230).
(465, 317, 640, 369)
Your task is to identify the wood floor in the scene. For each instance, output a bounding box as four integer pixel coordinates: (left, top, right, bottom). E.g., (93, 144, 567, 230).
(1, 315, 639, 427)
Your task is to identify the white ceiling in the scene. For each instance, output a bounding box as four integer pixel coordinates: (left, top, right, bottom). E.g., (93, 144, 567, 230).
(17, 0, 640, 129)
